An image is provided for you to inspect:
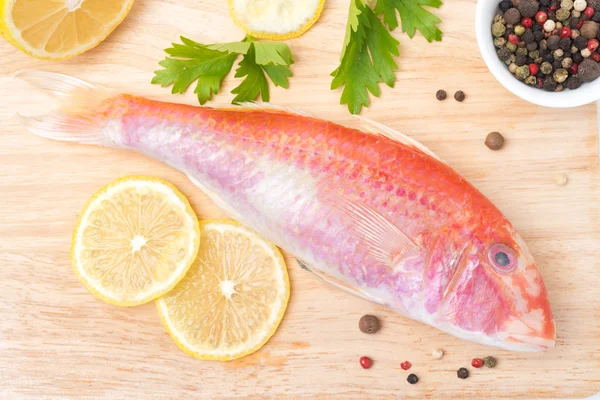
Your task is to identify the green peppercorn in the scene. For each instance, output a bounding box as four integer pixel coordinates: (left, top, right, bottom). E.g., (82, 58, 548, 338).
(525, 75, 537, 85)
(541, 61, 553, 74)
(506, 42, 518, 52)
(483, 356, 497, 368)
(515, 25, 526, 35)
(494, 37, 507, 48)
(505, 54, 516, 65)
(493, 22, 507, 37)
(529, 50, 540, 59)
(509, 62, 519, 73)
(556, 8, 571, 21)
(516, 47, 529, 56)
(561, 0, 574, 10)
(516, 65, 531, 80)
(554, 68, 569, 83)
(494, 13, 507, 24)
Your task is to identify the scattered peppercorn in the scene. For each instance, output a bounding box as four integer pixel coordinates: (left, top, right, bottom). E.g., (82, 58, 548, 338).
(554, 173, 569, 185)
(359, 314, 381, 333)
(457, 368, 470, 379)
(401, 361, 412, 370)
(483, 356, 497, 368)
(471, 358, 484, 368)
(588, 0, 600, 8)
(485, 132, 505, 150)
(454, 90, 466, 102)
(432, 348, 444, 359)
(407, 374, 419, 384)
(360, 356, 373, 369)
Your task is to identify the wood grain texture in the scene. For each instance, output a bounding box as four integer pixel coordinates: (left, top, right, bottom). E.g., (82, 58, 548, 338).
(0, 0, 599, 399)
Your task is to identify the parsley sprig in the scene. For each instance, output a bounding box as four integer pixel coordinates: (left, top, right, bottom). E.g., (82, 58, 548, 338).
(331, 0, 443, 114)
(152, 36, 293, 104)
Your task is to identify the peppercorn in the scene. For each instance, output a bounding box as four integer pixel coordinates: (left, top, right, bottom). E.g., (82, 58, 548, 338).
(585, 5, 596, 17)
(432, 348, 444, 359)
(359, 314, 381, 333)
(523, 16, 534, 28)
(523, 29, 535, 43)
(562, 56, 575, 67)
(401, 361, 412, 370)
(569, 61, 580, 72)
(557, 8, 572, 20)
(592, 51, 600, 60)
(554, 68, 569, 82)
(574, 51, 585, 62)
(407, 374, 419, 384)
(516, 53, 528, 65)
(360, 356, 373, 369)
(518, 0, 539, 16)
(582, 47, 593, 55)
(517, 46, 529, 56)
(471, 358, 484, 368)
(542, 0, 551, 5)
(548, 34, 561, 49)
(588, 37, 600, 49)
(543, 76, 558, 90)
(545, 19, 557, 32)
(567, 74, 582, 87)
(541, 60, 554, 73)
(548, 10, 557, 20)
(540, 38, 549, 50)
(527, 41, 539, 51)
(493, 22, 507, 37)
(536, 69, 545, 76)
(500, 0, 513, 12)
(509, 33, 521, 44)
(534, 29, 545, 41)
(495, 13, 507, 25)
(554, 48, 565, 58)
(505, 8, 522, 24)
(578, 58, 600, 80)
(525, 75, 538, 85)
(575, 0, 588, 11)
(495, 37, 508, 48)
(581, 20, 599, 37)
(562, 0, 575, 10)
(515, 24, 526, 35)
(457, 368, 470, 379)
(518, 40, 528, 47)
(572, 44, 580, 52)
(454, 90, 466, 102)
(573, 9, 583, 17)
(483, 356, 497, 368)
(574, 34, 588, 48)
(554, 173, 569, 185)
(553, 59, 563, 69)
(530, 49, 541, 58)
(571, 16, 582, 28)
(506, 53, 517, 64)
(588, 0, 600, 8)
(556, 83, 565, 91)
(509, 62, 519, 73)
(498, 47, 513, 61)
(544, 52, 556, 62)
(557, 21, 564, 28)
(537, 76, 545, 87)
(559, 37, 573, 51)
(516, 64, 531, 79)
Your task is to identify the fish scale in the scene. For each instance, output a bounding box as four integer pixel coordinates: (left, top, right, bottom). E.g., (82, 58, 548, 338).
(20, 71, 555, 351)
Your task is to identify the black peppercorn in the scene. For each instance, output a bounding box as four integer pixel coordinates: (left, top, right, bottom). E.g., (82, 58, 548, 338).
(550, 0, 560, 8)
(547, 35, 561, 50)
(533, 23, 543, 31)
(525, 56, 534, 64)
(574, 35, 588, 49)
(593, 12, 600, 22)
(534, 30, 545, 41)
(567, 75, 582, 89)
(536, 70, 545, 78)
(552, 59, 563, 70)
(543, 77, 558, 91)
(526, 42, 538, 51)
(500, 0, 513, 12)
(359, 314, 381, 333)
(573, 52, 584, 63)
(523, 29, 535, 43)
(590, 0, 600, 10)
(544, 53, 555, 62)
(498, 47, 512, 61)
(559, 37, 572, 51)
(518, 0, 539, 17)
(407, 374, 419, 384)
(457, 368, 470, 379)
(548, 10, 556, 20)
(454, 90, 466, 102)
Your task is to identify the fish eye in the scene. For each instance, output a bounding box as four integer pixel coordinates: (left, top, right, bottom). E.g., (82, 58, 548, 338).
(488, 244, 517, 273)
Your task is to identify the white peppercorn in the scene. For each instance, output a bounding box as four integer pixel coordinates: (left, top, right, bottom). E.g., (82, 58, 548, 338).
(573, 0, 587, 11)
(554, 48, 565, 59)
(509, 62, 518, 73)
(582, 47, 592, 57)
(571, 28, 580, 39)
(562, 57, 574, 68)
(544, 19, 556, 32)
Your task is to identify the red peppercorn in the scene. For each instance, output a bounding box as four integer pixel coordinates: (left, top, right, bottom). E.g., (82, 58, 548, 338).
(569, 63, 579, 74)
(508, 34, 520, 45)
(535, 11, 548, 24)
(360, 356, 372, 369)
(521, 17, 533, 28)
(471, 358, 484, 368)
(588, 39, 599, 52)
(592, 53, 600, 62)
(578, 20, 585, 29)
(536, 77, 544, 88)
(549, 5, 558, 11)
(529, 63, 539, 76)
(561, 27, 572, 38)
(585, 7, 595, 18)
(400, 361, 412, 370)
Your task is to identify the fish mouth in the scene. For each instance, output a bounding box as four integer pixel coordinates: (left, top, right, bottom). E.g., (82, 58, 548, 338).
(496, 310, 556, 352)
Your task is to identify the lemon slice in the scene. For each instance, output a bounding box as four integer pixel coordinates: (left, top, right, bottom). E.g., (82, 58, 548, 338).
(228, 0, 325, 40)
(0, 0, 134, 60)
(156, 220, 289, 361)
(71, 176, 200, 306)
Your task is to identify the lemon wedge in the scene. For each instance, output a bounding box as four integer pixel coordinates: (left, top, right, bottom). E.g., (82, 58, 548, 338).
(156, 220, 289, 361)
(228, 0, 325, 40)
(0, 0, 134, 60)
(71, 176, 200, 306)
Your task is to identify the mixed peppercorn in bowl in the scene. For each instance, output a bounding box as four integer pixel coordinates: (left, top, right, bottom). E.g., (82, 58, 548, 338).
(476, 0, 600, 106)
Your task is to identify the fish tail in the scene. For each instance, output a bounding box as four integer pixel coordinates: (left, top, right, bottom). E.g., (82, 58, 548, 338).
(17, 70, 114, 146)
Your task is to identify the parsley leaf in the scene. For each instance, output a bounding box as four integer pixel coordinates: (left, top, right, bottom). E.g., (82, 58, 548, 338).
(374, 0, 443, 42)
(153, 36, 293, 105)
(331, 0, 442, 114)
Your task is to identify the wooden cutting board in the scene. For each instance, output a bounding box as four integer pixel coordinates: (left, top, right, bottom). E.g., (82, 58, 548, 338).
(1, 0, 599, 399)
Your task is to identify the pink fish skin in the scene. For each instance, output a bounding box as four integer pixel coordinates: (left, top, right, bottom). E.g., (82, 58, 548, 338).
(21, 72, 555, 351)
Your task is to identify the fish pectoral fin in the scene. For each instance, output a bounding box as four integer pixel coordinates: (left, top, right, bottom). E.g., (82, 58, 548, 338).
(353, 115, 448, 165)
(296, 259, 384, 305)
(341, 201, 418, 267)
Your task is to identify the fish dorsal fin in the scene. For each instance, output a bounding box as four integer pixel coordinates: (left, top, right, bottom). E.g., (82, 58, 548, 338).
(321, 187, 418, 266)
(234, 102, 314, 117)
(353, 115, 447, 165)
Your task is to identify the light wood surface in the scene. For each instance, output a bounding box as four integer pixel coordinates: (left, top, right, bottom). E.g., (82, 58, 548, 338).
(1, 0, 599, 399)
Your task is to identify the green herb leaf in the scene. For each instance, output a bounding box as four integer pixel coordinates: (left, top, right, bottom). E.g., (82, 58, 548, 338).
(331, 1, 400, 114)
(374, 0, 443, 42)
(153, 36, 293, 105)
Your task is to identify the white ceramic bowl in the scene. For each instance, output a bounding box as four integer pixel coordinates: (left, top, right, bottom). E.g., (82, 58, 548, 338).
(476, 0, 600, 107)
